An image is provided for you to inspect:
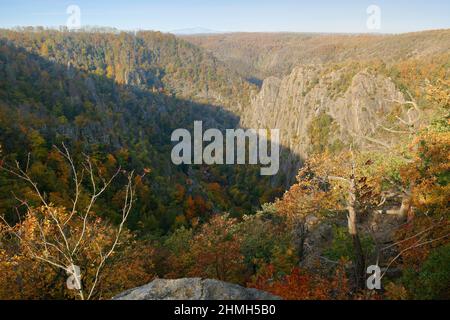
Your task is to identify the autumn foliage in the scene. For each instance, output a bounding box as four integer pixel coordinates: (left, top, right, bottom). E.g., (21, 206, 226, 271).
(0, 206, 155, 300)
(249, 262, 350, 300)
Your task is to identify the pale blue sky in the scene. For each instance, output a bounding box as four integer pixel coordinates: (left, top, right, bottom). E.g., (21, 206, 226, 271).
(0, 0, 449, 34)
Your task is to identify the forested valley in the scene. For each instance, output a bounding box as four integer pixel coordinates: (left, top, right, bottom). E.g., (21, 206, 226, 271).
(0, 28, 448, 300)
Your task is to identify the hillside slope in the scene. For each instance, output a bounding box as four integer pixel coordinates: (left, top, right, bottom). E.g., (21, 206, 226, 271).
(0, 31, 284, 234)
(1, 29, 257, 113)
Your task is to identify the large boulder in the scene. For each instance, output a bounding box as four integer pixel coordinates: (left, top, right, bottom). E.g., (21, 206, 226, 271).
(113, 278, 280, 300)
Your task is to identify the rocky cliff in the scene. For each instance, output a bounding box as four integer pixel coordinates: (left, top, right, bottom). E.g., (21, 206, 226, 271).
(240, 65, 406, 179)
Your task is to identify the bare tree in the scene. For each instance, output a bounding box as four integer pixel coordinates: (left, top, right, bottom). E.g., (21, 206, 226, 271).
(327, 154, 366, 290)
(295, 150, 381, 289)
(350, 93, 425, 221)
(0, 144, 135, 300)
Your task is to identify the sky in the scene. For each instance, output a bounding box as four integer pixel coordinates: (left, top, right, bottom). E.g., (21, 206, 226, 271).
(0, 0, 449, 34)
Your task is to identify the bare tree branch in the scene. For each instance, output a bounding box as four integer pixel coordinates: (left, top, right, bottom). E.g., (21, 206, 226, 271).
(381, 233, 450, 280)
(0, 145, 134, 300)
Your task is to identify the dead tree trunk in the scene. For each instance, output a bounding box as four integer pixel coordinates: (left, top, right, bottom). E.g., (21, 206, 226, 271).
(398, 183, 415, 222)
(348, 174, 366, 290)
(293, 218, 307, 260)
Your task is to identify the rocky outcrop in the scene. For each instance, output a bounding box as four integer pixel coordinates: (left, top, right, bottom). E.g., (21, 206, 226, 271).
(240, 65, 406, 178)
(113, 278, 280, 300)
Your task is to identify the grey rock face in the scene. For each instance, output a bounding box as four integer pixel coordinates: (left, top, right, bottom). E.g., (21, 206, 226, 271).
(113, 278, 280, 300)
(240, 65, 406, 178)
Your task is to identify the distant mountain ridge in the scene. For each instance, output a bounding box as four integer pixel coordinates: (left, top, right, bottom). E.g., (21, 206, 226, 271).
(170, 27, 224, 35)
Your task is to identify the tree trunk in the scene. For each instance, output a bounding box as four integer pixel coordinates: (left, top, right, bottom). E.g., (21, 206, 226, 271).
(293, 217, 307, 261)
(398, 185, 415, 223)
(398, 195, 411, 220)
(348, 177, 366, 290)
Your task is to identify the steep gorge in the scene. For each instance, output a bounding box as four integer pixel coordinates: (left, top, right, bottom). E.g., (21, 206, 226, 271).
(187, 30, 450, 181)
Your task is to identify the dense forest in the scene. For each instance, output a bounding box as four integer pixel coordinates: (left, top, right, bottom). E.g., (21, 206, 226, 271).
(0, 29, 283, 234)
(0, 28, 449, 300)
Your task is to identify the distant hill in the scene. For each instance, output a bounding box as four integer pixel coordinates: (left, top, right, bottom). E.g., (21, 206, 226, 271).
(170, 27, 223, 35)
(182, 29, 450, 80)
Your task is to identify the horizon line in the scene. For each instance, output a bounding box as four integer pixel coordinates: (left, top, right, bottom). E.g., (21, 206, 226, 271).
(2, 25, 450, 36)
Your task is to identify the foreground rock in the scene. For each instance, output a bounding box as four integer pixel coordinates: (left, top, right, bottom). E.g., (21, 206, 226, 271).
(114, 278, 280, 300)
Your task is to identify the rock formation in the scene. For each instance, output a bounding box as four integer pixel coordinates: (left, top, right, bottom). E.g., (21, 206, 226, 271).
(114, 278, 280, 300)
